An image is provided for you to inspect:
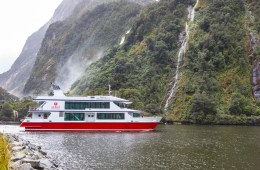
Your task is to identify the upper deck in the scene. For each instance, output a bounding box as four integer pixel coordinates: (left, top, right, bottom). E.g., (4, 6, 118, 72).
(34, 95, 132, 104)
(30, 87, 140, 113)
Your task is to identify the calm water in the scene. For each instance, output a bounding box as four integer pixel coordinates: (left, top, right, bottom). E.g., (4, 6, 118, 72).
(1, 124, 259, 169)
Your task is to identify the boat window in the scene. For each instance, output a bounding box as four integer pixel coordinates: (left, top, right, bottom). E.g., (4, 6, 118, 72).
(37, 101, 45, 108)
(65, 102, 110, 109)
(133, 113, 140, 118)
(64, 113, 85, 121)
(113, 102, 126, 108)
(97, 113, 124, 120)
(26, 113, 32, 118)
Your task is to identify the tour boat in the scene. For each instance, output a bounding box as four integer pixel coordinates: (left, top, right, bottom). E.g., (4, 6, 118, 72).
(20, 85, 162, 131)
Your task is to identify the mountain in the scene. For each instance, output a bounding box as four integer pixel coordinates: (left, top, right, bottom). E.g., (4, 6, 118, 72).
(70, 0, 260, 124)
(2, 0, 259, 124)
(23, 0, 144, 95)
(0, 0, 84, 97)
(70, 0, 194, 110)
(0, 87, 19, 102)
(0, 0, 156, 97)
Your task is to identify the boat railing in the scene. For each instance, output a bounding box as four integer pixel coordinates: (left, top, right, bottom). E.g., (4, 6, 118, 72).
(132, 116, 162, 122)
(29, 106, 43, 111)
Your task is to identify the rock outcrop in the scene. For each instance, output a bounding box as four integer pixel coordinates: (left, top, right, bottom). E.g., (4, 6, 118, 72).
(9, 135, 63, 170)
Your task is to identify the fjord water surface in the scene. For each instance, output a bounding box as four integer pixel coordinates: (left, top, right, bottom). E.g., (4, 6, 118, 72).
(1, 125, 259, 169)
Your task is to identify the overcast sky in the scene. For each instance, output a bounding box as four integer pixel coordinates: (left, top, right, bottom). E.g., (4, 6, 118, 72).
(0, 0, 62, 74)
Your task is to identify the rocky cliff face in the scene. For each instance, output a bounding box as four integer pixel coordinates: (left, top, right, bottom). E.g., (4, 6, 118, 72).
(0, 0, 84, 97)
(248, 1, 260, 99)
(23, 1, 143, 95)
(0, 0, 155, 97)
(69, 0, 260, 122)
(0, 87, 19, 101)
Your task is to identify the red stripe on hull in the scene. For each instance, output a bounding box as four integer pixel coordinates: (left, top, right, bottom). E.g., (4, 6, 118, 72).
(20, 122, 159, 131)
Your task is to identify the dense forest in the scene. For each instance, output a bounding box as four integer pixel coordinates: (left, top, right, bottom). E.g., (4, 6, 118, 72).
(71, 0, 195, 113)
(167, 0, 260, 124)
(1, 0, 260, 124)
(71, 0, 260, 124)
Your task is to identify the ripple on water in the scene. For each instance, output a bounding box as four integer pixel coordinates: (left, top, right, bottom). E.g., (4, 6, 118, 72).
(0, 125, 259, 169)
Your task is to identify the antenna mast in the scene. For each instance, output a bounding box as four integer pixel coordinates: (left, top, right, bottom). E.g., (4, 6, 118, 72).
(108, 84, 112, 96)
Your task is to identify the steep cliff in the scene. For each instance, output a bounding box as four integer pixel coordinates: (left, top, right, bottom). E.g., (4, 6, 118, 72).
(166, 0, 260, 124)
(1, 0, 149, 96)
(70, 0, 260, 124)
(0, 87, 19, 102)
(23, 1, 142, 95)
(70, 0, 195, 113)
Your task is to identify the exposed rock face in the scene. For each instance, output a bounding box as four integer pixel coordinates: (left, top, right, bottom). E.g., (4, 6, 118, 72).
(249, 32, 260, 99)
(0, 0, 156, 97)
(23, 1, 142, 95)
(0, 86, 19, 101)
(252, 59, 260, 98)
(249, 32, 259, 52)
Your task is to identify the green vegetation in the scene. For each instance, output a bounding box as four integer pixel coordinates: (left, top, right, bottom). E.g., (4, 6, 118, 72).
(0, 87, 33, 122)
(0, 100, 36, 122)
(70, 0, 260, 124)
(23, 1, 142, 95)
(71, 0, 196, 115)
(0, 134, 9, 170)
(247, 0, 260, 59)
(167, 0, 260, 124)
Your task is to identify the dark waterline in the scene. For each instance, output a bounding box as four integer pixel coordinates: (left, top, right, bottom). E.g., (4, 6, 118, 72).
(1, 125, 259, 169)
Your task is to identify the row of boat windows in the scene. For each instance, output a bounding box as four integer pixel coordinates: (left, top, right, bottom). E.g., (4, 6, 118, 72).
(97, 113, 124, 120)
(63, 113, 125, 121)
(65, 102, 110, 110)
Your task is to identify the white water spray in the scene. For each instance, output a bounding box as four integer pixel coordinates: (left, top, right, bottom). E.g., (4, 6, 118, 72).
(120, 29, 131, 45)
(190, 0, 199, 21)
(164, 0, 199, 112)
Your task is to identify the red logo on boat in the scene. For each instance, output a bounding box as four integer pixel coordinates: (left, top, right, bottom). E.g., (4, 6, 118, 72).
(51, 102, 60, 109)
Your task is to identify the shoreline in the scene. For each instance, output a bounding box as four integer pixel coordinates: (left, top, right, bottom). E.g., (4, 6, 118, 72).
(7, 134, 63, 170)
(164, 114, 260, 126)
(0, 121, 20, 125)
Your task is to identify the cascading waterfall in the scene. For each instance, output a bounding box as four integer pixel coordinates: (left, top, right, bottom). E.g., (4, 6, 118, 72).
(120, 29, 131, 45)
(164, 0, 199, 112)
(190, 0, 199, 21)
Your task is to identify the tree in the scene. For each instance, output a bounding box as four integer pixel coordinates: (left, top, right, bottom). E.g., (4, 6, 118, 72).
(190, 92, 217, 123)
(0, 103, 13, 121)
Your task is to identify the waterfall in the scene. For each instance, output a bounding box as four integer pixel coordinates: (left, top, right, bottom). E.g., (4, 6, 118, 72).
(164, 0, 199, 112)
(120, 37, 125, 45)
(191, 0, 199, 21)
(164, 23, 189, 111)
(120, 29, 131, 45)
